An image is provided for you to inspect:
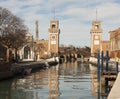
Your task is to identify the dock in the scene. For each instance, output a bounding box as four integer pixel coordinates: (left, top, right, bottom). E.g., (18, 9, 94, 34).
(90, 51, 120, 98)
(101, 71, 117, 80)
(100, 71, 117, 97)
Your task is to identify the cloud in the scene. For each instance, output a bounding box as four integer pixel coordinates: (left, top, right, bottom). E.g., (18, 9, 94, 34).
(0, 0, 120, 47)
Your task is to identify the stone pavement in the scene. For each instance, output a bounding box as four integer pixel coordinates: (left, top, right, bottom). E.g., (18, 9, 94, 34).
(107, 72, 120, 99)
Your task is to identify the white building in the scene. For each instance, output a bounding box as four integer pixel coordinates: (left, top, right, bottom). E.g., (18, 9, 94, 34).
(18, 33, 35, 61)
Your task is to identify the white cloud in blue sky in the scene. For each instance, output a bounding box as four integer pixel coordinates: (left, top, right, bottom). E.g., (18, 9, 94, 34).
(0, 0, 120, 47)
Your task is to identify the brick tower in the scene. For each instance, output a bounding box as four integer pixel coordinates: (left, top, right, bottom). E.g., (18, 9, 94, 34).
(48, 20, 60, 56)
(90, 20, 102, 56)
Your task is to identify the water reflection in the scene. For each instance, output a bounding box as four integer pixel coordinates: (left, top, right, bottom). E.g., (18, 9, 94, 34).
(11, 65, 59, 99)
(58, 62, 94, 99)
(0, 80, 12, 99)
(90, 64, 98, 96)
(90, 64, 107, 99)
(48, 65, 59, 99)
(0, 61, 96, 99)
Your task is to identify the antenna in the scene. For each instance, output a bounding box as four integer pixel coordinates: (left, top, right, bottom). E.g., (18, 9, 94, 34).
(35, 20, 39, 40)
(96, 9, 98, 21)
(53, 8, 55, 20)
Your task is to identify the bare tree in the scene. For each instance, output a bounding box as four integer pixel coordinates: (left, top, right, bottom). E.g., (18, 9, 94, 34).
(0, 7, 28, 61)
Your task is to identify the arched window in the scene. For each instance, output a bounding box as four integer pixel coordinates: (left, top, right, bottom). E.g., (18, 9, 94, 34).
(52, 24, 56, 28)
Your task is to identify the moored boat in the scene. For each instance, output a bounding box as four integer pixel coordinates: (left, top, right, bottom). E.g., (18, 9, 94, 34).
(23, 68, 32, 75)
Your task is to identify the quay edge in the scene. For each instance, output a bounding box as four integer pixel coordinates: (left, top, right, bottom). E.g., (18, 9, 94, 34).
(0, 58, 58, 80)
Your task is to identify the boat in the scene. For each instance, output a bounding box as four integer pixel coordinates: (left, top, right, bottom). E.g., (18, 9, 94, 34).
(21, 68, 32, 75)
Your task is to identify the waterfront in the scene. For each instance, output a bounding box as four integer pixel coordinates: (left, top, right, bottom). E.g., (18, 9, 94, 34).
(0, 61, 96, 99)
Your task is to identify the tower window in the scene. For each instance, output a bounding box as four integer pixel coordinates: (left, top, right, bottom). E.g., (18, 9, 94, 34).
(95, 25, 99, 29)
(52, 24, 56, 28)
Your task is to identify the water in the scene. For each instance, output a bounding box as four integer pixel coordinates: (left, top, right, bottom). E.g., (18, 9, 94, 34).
(0, 61, 96, 99)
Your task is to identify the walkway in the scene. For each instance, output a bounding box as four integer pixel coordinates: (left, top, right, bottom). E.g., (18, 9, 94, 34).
(107, 72, 120, 99)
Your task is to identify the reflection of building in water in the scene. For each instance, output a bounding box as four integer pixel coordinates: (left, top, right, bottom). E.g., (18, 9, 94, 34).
(48, 65, 60, 99)
(89, 64, 98, 97)
(78, 62, 90, 73)
(60, 62, 78, 76)
(11, 66, 60, 99)
(11, 70, 49, 99)
(12, 71, 48, 90)
(60, 62, 90, 76)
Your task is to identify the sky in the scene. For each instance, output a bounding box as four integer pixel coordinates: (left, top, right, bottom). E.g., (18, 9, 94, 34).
(0, 0, 120, 47)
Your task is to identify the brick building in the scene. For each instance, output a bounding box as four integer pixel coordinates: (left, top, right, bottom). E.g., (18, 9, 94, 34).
(34, 39, 49, 59)
(109, 28, 120, 58)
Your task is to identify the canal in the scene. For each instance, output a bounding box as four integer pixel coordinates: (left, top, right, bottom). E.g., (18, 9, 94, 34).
(0, 61, 97, 99)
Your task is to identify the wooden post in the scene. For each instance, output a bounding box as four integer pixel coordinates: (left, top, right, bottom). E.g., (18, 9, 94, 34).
(105, 51, 109, 93)
(116, 62, 119, 74)
(106, 51, 109, 71)
(100, 51, 104, 94)
(97, 50, 100, 82)
(98, 87, 100, 99)
(101, 51, 104, 72)
(115, 57, 119, 74)
(97, 50, 100, 99)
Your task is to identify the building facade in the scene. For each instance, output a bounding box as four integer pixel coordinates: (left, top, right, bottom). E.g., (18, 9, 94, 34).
(34, 39, 49, 59)
(102, 41, 111, 55)
(48, 20, 60, 56)
(18, 33, 34, 61)
(110, 28, 120, 58)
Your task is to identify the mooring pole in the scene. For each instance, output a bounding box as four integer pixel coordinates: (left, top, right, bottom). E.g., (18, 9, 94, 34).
(105, 51, 109, 93)
(106, 51, 109, 71)
(115, 57, 119, 74)
(101, 51, 104, 72)
(97, 50, 100, 99)
(116, 62, 119, 74)
(97, 50, 100, 82)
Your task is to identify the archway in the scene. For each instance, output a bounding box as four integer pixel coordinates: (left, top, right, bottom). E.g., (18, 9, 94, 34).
(24, 46, 31, 59)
